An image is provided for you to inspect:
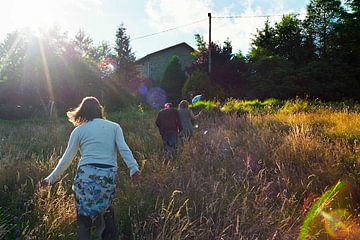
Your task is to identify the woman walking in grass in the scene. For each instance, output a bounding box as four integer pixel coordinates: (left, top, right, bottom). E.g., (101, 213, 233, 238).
(39, 96, 140, 240)
(177, 100, 202, 141)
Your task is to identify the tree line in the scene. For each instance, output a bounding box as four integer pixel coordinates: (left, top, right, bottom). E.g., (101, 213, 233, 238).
(179, 0, 360, 102)
(0, 0, 359, 119)
(0, 24, 144, 119)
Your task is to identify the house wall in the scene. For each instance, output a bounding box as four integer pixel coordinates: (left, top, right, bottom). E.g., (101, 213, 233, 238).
(137, 44, 194, 84)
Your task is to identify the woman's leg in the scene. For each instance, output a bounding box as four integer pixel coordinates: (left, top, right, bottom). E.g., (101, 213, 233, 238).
(74, 165, 118, 239)
(102, 206, 119, 240)
(94, 213, 106, 239)
(77, 214, 92, 240)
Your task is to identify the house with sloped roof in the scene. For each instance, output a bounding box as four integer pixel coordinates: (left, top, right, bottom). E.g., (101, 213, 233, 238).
(136, 42, 194, 84)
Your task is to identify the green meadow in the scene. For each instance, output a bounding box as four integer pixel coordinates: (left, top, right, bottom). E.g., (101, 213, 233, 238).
(1, 99, 360, 239)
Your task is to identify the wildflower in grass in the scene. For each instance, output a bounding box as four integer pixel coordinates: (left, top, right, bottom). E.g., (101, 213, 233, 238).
(302, 192, 319, 213)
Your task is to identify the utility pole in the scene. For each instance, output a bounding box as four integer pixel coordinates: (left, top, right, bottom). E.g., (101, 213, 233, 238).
(208, 12, 212, 76)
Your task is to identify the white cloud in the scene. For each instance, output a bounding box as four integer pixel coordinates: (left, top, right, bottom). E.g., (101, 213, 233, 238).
(145, 0, 212, 32)
(64, 0, 103, 14)
(145, 0, 306, 54)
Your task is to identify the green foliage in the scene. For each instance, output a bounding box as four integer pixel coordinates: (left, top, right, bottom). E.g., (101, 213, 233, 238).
(221, 98, 283, 114)
(189, 100, 220, 111)
(300, 61, 360, 100)
(108, 105, 156, 123)
(0, 28, 103, 115)
(0, 27, 140, 119)
(115, 23, 135, 64)
(192, 34, 207, 58)
(182, 70, 223, 99)
(114, 23, 143, 96)
(101, 83, 137, 111)
(245, 1, 360, 101)
(73, 30, 93, 58)
(251, 19, 276, 56)
(189, 38, 247, 97)
(246, 55, 302, 99)
(220, 98, 360, 115)
(304, 0, 344, 58)
(279, 98, 314, 114)
(262, 98, 282, 106)
(160, 55, 186, 102)
(274, 15, 304, 63)
(0, 208, 12, 239)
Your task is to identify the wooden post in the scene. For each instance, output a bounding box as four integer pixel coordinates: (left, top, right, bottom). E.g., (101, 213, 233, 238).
(208, 12, 212, 76)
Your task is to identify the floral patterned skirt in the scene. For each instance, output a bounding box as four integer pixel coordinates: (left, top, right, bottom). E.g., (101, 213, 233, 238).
(72, 164, 117, 219)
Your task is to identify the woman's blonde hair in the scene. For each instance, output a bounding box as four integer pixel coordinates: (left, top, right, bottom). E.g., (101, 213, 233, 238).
(67, 96, 105, 126)
(178, 100, 189, 109)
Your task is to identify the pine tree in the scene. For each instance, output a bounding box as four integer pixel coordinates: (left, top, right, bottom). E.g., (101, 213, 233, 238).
(274, 15, 303, 64)
(74, 29, 93, 57)
(250, 18, 276, 57)
(161, 55, 186, 102)
(304, 0, 344, 59)
(114, 23, 136, 83)
(115, 23, 135, 65)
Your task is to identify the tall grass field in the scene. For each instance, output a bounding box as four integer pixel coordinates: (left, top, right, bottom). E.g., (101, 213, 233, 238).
(1, 99, 360, 239)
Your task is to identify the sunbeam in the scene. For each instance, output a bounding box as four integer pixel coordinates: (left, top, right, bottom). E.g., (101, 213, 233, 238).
(38, 37, 56, 117)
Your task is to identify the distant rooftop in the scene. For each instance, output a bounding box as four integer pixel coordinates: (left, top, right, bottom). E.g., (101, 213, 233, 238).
(136, 42, 194, 63)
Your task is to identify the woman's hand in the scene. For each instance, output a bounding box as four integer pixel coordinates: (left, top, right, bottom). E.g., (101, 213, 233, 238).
(37, 179, 49, 191)
(131, 171, 141, 182)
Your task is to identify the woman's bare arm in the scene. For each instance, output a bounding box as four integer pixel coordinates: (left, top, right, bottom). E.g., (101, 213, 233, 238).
(190, 109, 202, 120)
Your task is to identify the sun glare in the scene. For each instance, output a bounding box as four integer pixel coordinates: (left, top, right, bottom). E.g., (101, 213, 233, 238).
(11, 0, 56, 32)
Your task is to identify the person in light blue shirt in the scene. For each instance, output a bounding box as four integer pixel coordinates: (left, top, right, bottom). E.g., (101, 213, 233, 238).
(39, 96, 140, 240)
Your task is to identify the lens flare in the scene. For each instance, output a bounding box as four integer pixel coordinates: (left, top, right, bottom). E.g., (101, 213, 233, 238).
(138, 84, 148, 95)
(299, 181, 360, 239)
(299, 181, 345, 240)
(146, 87, 167, 109)
(322, 209, 351, 238)
(98, 58, 117, 76)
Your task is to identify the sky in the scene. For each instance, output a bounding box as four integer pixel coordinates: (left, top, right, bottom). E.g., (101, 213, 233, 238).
(0, 0, 309, 59)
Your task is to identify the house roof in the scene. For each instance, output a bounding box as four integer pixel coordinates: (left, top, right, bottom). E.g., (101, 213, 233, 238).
(136, 42, 194, 63)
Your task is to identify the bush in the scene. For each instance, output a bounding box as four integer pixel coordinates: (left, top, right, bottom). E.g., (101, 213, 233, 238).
(160, 55, 186, 102)
(182, 70, 223, 99)
(101, 80, 138, 111)
(0, 104, 35, 120)
(190, 100, 220, 112)
(279, 98, 314, 114)
(221, 98, 283, 114)
(245, 55, 302, 99)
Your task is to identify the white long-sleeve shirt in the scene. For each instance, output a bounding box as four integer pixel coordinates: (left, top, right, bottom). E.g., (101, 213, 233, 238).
(45, 118, 139, 184)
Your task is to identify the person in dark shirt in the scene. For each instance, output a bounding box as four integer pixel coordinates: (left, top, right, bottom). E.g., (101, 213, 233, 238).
(155, 103, 182, 157)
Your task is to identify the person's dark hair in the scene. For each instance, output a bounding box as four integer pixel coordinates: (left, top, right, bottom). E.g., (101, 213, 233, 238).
(178, 100, 189, 109)
(67, 96, 105, 126)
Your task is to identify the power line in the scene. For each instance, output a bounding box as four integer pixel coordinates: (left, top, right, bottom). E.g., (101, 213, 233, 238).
(132, 18, 207, 41)
(213, 13, 304, 19)
(131, 13, 305, 41)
